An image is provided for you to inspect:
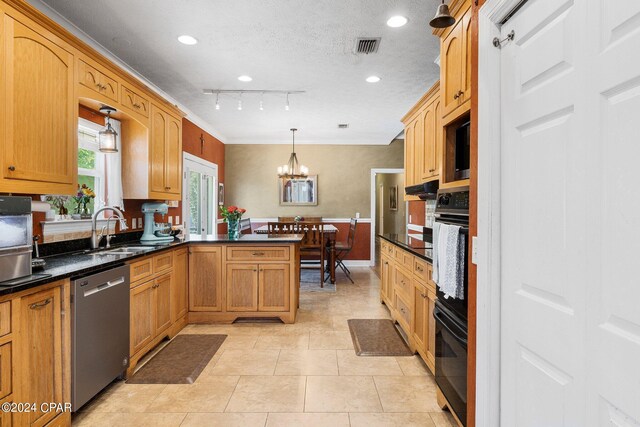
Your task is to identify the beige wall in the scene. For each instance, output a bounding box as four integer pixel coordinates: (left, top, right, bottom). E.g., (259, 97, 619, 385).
(375, 172, 407, 235)
(225, 140, 404, 218)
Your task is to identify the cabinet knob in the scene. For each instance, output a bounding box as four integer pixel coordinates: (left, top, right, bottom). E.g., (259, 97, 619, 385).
(253, 269, 257, 272)
(165, 186, 171, 190)
(8, 165, 15, 171)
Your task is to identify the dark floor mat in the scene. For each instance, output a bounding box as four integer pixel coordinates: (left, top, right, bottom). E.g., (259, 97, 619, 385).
(127, 334, 226, 384)
(347, 319, 413, 356)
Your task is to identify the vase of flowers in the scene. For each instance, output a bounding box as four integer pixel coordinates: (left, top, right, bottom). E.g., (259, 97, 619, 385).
(220, 205, 246, 240)
(74, 184, 96, 219)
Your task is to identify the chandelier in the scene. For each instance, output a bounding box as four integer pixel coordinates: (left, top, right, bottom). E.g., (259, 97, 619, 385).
(277, 128, 309, 179)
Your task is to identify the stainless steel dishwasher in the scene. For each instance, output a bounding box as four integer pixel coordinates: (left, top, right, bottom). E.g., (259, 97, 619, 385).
(72, 264, 130, 411)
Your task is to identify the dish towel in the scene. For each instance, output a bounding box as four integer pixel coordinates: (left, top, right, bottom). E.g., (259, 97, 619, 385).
(434, 223, 465, 300)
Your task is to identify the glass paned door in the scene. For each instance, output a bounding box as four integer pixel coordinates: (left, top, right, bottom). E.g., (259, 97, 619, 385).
(183, 154, 218, 238)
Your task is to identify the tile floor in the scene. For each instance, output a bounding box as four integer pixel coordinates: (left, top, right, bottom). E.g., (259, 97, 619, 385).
(72, 268, 457, 427)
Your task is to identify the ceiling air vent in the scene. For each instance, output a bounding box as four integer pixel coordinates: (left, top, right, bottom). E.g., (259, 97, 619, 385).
(355, 37, 381, 54)
(338, 124, 349, 129)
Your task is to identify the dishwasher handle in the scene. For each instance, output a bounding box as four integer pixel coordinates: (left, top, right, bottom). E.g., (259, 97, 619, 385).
(83, 276, 127, 298)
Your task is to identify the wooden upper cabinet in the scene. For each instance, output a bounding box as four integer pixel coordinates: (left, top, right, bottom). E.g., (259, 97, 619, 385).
(440, 4, 472, 121)
(77, 58, 118, 103)
(420, 89, 442, 182)
(403, 125, 415, 192)
(121, 85, 150, 119)
(0, 14, 76, 195)
(148, 104, 182, 200)
(189, 246, 223, 312)
(226, 264, 259, 312)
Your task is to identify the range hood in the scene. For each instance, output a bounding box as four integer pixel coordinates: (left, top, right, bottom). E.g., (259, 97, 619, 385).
(405, 180, 439, 200)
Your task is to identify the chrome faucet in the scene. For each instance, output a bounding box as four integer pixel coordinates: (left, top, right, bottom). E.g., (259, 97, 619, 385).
(91, 206, 128, 249)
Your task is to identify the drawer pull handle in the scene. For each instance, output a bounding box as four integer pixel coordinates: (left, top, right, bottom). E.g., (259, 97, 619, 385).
(420, 292, 427, 299)
(252, 252, 265, 256)
(416, 266, 423, 272)
(29, 298, 51, 310)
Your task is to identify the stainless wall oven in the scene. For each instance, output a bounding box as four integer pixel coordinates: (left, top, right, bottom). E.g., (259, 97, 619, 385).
(433, 186, 469, 426)
(0, 196, 32, 282)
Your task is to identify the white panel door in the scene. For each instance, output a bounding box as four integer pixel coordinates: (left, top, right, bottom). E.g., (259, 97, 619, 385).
(500, 0, 640, 425)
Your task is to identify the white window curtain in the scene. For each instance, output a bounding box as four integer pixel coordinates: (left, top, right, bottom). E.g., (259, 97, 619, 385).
(105, 117, 124, 209)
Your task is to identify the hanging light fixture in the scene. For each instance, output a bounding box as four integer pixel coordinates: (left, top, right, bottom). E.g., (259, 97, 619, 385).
(98, 106, 118, 153)
(277, 128, 309, 178)
(429, 0, 455, 28)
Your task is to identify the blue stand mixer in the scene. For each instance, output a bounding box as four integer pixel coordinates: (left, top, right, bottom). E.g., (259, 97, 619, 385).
(140, 202, 175, 243)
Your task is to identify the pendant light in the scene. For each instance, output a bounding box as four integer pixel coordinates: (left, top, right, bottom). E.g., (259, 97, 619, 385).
(277, 128, 309, 178)
(98, 106, 118, 153)
(429, 0, 455, 29)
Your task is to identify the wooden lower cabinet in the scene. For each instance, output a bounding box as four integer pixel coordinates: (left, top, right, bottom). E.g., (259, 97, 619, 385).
(189, 246, 223, 312)
(171, 248, 188, 322)
(130, 281, 154, 356)
(379, 240, 437, 374)
(413, 279, 437, 372)
(13, 281, 70, 427)
(226, 264, 259, 312)
(189, 243, 299, 324)
(153, 274, 171, 335)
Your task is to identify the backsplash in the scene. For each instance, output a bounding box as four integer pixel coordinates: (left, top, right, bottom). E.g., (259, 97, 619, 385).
(425, 199, 436, 228)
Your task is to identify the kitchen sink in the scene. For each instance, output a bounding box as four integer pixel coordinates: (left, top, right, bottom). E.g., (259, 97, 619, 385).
(90, 246, 157, 256)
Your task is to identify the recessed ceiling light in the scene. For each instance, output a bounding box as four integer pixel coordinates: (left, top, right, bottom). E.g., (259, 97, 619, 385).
(366, 76, 381, 83)
(387, 16, 408, 27)
(238, 75, 253, 82)
(177, 35, 198, 45)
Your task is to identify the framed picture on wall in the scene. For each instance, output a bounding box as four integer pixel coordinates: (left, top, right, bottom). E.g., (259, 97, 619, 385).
(218, 183, 224, 205)
(390, 185, 398, 211)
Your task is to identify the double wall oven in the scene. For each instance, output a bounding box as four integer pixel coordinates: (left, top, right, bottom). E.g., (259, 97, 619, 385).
(433, 186, 469, 426)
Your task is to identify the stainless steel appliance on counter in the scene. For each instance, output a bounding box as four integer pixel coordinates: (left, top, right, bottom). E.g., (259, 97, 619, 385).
(72, 265, 130, 411)
(433, 186, 469, 426)
(0, 196, 32, 282)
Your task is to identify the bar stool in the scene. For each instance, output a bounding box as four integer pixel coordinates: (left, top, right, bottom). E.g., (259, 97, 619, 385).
(327, 218, 357, 283)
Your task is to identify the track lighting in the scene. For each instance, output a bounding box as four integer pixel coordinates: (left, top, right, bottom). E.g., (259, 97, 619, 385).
(237, 93, 242, 111)
(285, 93, 290, 111)
(215, 92, 220, 110)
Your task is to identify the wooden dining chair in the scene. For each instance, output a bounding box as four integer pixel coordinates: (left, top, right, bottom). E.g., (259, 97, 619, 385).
(297, 222, 326, 287)
(326, 218, 357, 283)
(278, 216, 323, 223)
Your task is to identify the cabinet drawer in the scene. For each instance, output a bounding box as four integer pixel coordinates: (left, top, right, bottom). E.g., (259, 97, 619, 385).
(121, 85, 150, 118)
(0, 302, 10, 337)
(129, 257, 153, 284)
(394, 247, 413, 271)
(413, 258, 432, 283)
(154, 251, 174, 273)
(0, 343, 11, 400)
(226, 246, 290, 262)
(395, 293, 412, 331)
(394, 267, 412, 300)
(381, 240, 394, 257)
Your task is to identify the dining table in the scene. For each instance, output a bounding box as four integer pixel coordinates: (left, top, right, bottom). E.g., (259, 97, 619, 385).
(253, 224, 339, 284)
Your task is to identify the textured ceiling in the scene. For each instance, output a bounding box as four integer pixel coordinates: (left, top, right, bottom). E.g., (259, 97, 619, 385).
(37, 0, 441, 145)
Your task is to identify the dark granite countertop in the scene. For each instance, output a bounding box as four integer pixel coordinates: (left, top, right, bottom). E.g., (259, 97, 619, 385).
(0, 234, 303, 297)
(379, 234, 433, 263)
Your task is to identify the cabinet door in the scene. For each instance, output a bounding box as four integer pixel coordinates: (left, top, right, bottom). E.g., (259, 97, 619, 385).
(258, 264, 290, 312)
(412, 281, 428, 355)
(413, 114, 424, 183)
(420, 105, 434, 181)
(171, 249, 188, 322)
(433, 96, 442, 178)
(381, 256, 393, 303)
(189, 247, 223, 311)
(226, 264, 258, 312)
(149, 105, 167, 194)
(403, 125, 414, 190)
(130, 281, 154, 355)
(462, 8, 473, 102)
(154, 274, 171, 335)
(2, 16, 75, 191)
(440, 18, 464, 118)
(164, 115, 182, 196)
(18, 286, 64, 427)
(426, 286, 437, 372)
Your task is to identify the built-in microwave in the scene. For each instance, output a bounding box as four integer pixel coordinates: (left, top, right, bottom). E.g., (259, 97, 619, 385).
(454, 120, 471, 181)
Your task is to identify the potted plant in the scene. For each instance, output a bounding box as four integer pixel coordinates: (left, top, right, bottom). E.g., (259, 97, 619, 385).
(73, 184, 96, 219)
(220, 205, 246, 240)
